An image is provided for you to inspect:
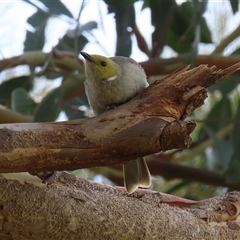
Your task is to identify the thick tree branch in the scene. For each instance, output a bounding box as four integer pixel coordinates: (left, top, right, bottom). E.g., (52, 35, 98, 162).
(1, 64, 240, 173)
(0, 172, 239, 239)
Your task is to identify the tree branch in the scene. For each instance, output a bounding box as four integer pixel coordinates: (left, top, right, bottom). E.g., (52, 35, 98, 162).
(0, 105, 33, 123)
(0, 49, 83, 74)
(1, 64, 240, 173)
(141, 54, 240, 76)
(0, 172, 240, 239)
(1, 50, 240, 79)
(212, 24, 240, 54)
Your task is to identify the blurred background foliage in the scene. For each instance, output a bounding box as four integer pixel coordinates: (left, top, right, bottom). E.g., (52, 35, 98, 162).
(1, 0, 240, 200)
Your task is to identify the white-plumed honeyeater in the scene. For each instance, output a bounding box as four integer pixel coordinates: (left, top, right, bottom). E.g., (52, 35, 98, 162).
(80, 52, 151, 194)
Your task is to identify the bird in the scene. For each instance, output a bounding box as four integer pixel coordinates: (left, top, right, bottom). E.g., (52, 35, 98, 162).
(80, 51, 151, 193)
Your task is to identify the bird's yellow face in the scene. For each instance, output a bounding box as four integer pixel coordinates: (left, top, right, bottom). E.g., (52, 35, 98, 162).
(81, 52, 119, 82)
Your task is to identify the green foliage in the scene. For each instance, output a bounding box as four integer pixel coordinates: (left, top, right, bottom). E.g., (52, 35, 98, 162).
(11, 88, 37, 115)
(57, 21, 96, 52)
(27, 10, 48, 28)
(167, 1, 211, 54)
(24, 29, 46, 52)
(229, 0, 239, 14)
(34, 87, 64, 122)
(226, 101, 240, 183)
(108, 4, 135, 56)
(148, 0, 176, 56)
(1, 0, 92, 122)
(104, 0, 138, 7)
(24, 11, 48, 51)
(37, 0, 73, 18)
(200, 97, 233, 135)
(0, 76, 32, 105)
(208, 77, 238, 95)
(56, 34, 88, 52)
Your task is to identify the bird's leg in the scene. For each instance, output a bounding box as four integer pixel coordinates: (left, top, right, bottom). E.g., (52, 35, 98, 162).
(29, 171, 64, 185)
(106, 105, 118, 111)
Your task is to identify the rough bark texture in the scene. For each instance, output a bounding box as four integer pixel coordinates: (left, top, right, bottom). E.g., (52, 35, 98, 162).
(1, 64, 240, 173)
(1, 63, 240, 239)
(0, 172, 240, 240)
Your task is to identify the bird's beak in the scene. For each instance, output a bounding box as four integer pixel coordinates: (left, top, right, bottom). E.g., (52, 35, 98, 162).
(79, 52, 95, 63)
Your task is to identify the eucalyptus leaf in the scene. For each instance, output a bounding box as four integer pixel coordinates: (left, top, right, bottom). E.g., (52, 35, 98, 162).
(114, 5, 135, 56)
(199, 96, 233, 136)
(104, 0, 137, 8)
(166, 30, 192, 53)
(37, 71, 62, 80)
(24, 27, 46, 51)
(204, 126, 232, 173)
(11, 88, 36, 115)
(230, 100, 240, 159)
(34, 87, 64, 122)
(149, 0, 176, 56)
(225, 157, 240, 183)
(208, 76, 238, 95)
(168, 1, 212, 54)
(67, 21, 97, 38)
(229, 0, 239, 14)
(56, 34, 88, 52)
(38, 0, 73, 18)
(0, 76, 32, 104)
(27, 10, 48, 28)
(225, 101, 240, 183)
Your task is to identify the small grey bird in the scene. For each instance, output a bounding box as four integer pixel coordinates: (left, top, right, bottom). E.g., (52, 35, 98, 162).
(80, 52, 151, 193)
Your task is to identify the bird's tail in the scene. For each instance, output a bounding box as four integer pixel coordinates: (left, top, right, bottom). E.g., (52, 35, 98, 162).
(123, 157, 151, 194)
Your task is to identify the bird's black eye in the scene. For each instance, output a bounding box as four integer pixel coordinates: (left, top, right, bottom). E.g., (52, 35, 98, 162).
(101, 61, 107, 67)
